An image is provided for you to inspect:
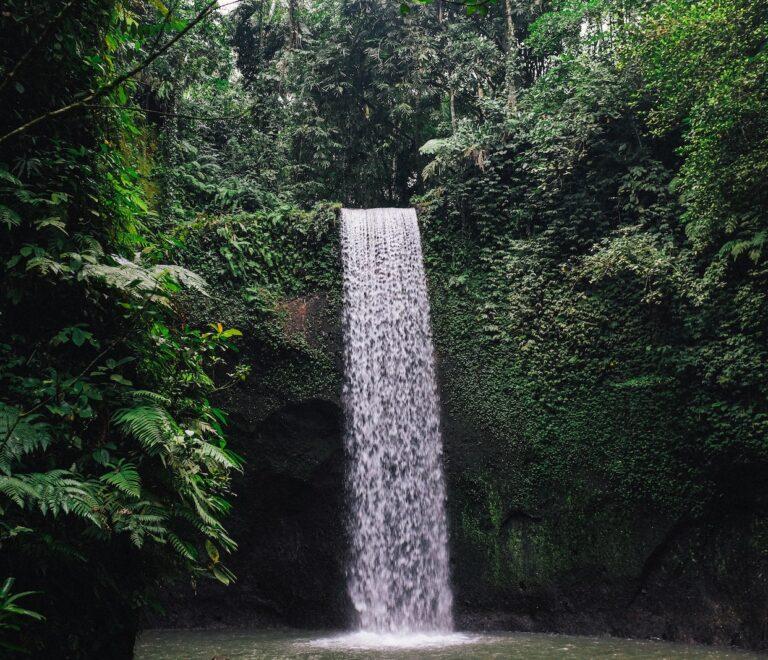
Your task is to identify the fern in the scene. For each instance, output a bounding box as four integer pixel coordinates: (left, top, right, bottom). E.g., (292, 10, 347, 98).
(126, 390, 171, 405)
(112, 502, 169, 548)
(167, 533, 198, 561)
(99, 461, 141, 499)
(0, 475, 38, 507)
(194, 440, 243, 470)
(0, 471, 104, 527)
(149, 264, 208, 295)
(81, 256, 208, 302)
(0, 204, 21, 229)
(190, 492, 222, 529)
(112, 405, 178, 452)
(0, 405, 52, 475)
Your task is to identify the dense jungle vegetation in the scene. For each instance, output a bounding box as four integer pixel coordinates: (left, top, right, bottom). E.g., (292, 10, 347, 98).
(1, 0, 767, 655)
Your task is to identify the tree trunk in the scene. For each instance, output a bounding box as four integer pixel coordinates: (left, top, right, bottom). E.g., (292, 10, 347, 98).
(258, 1, 265, 57)
(288, 0, 300, 48)
(504, 0, 518, 111)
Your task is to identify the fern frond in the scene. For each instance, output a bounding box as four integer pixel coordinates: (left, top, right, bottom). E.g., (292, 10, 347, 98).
(0, 404, 52, 475)
(0, 204, 21, 229)
(0, 471, 104, 527)
(194, 441, 242, 470)
(149, 265, 209, 295)
(81, 256, 208, 301)
(112, 405, 178, 452)
(100, 461, 141, 499)
(191, 494, 222, 529)
(176, 508, 209, 533)
(167, 533, 198, 561)
(0, 475, 38, 506)
(124, 390, 171, 405)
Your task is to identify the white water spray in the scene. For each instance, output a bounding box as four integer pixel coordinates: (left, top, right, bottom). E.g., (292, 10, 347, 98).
(340, 207, 453, 635)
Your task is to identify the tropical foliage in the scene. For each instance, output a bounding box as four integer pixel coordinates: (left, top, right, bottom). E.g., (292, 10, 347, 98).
(1, 1, 245, 655)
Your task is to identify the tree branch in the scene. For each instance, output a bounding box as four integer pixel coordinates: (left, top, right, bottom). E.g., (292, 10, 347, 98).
(85, 104, 252, 123)
(0, 0, 220, 146)
(146, 0, 183, 56)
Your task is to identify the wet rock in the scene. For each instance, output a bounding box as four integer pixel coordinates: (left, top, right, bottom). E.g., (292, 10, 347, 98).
(151, 398, 351, 630)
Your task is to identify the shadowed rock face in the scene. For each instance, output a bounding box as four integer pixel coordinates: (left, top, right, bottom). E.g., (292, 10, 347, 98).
(231, 397, 351, 627)
(153, 397, 351, 630)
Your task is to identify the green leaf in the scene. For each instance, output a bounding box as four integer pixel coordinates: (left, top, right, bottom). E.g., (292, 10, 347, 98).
(34, 216, 68, 234)
(0, 205, 21, 229)
(150, 0, 170, 16)
(0, 169, 22, 186)
(205, 539, 220, 563)
(92, 448, 110, 466)
(212, 565, 231, 585)
(71, 327, 87, 347)
(0, 404, 52, 475)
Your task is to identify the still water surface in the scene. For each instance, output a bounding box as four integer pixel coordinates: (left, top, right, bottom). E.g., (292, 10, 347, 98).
(134, 629, 760, 659)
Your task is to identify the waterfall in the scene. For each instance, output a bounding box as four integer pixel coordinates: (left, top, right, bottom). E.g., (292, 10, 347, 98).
(340, 207, 453, 634)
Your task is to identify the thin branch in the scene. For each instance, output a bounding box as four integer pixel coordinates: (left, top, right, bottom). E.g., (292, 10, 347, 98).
(407, 0, 495, 7)
(0, 1, 76, 96)
(85, 104, 252, 122)
(217, 0, 246, 10)
(0, 0, 220, 146)
(1, 339, 117, 444)
(147, 0, 183, 56)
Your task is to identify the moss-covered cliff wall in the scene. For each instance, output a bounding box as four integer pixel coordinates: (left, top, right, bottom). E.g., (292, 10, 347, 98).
(419, 201, 768, 648)
(431, 275, 768, 647)
(157, 206, 767, 651)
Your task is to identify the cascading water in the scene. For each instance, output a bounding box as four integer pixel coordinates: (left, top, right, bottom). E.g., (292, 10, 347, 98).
(340, 207, 453, 635)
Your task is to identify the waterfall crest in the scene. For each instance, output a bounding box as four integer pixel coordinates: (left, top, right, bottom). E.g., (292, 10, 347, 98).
(341, 207, 453, 633)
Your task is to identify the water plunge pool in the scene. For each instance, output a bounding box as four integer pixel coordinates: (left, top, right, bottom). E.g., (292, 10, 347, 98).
(134, 629, 758, 659)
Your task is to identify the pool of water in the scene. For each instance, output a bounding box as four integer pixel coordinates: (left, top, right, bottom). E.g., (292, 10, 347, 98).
(134, 629, 759, 659)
